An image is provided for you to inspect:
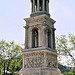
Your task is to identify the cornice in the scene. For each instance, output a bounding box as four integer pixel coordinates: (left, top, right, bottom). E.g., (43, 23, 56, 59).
(24, 14, 56, 24)
(22, 50, 58, 56)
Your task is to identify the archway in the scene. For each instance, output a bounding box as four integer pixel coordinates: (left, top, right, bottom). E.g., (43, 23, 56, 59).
(32, 28, 38, 48)
(47, 29, 51, 48)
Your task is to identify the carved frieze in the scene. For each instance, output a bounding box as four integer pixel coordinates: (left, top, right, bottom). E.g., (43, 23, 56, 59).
(46, 53, 57, 68)
(24, 52, 44, 68)
(23, 52, 57, 69)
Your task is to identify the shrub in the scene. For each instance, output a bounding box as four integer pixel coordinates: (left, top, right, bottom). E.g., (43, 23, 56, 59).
(67, 72, 74, 75)
(63, 72, 67, 75)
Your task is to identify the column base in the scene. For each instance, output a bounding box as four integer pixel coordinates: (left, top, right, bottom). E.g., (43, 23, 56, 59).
(30, 11, 50, 17)
(19, 67, 61, 75)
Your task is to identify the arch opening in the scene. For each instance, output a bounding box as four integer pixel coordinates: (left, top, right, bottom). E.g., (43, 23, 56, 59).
(47, 29, 51, 48)
(39, 0, 43, 11)
(35, 0, 37, 11)
(53, 29, 55, 49)
(32, 28, 38, 48)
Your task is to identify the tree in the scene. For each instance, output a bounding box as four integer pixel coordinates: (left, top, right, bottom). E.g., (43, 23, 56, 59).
(56, 34, 75, 73)
(0, 59, 4, 74)
(72, 67, 75, 74)
(0, 40, 23, 74)
(9, 55, 23, 73)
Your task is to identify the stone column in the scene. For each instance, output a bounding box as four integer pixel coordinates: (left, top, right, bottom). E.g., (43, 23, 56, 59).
(38, 29, 41, 47)
(31, 1, 33, 13)
(37, 0, 40, 11)
(42, 0, 45, 11)
(42, 26, 46, 47)
(30, 31, 32, 48)
(33, 0, 35, 12)
(46, 0, 49, 12)
(28, 27, 32, 48)
(25, 26, 28, 49)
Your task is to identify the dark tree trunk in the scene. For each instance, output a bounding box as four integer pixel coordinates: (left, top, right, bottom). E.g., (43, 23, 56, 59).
(4, 61, 5, 75)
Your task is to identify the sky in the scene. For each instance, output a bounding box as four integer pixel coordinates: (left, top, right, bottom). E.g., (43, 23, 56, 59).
(0, 0, 75, 44)
(0, 0, 75, 67)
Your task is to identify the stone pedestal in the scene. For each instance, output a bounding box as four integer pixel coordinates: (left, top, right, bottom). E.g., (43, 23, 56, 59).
(19, 67, 61, 75)
(19, 47, 61, 75)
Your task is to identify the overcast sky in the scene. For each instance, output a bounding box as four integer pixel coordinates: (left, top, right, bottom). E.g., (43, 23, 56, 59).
(0, 0, 75, 67)
(0, 0, 75, 44)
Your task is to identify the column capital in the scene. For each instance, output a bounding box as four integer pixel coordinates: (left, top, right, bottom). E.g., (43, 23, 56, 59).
(24, 26, 29, 29)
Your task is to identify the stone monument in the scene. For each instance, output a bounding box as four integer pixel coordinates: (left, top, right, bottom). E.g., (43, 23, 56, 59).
(19, 0, 61, 75)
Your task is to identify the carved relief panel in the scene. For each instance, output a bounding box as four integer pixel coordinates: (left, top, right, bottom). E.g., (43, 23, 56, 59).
(46, 53, 57, 68)
(23, 51, 57, 69)
(24, 52, 44, 68)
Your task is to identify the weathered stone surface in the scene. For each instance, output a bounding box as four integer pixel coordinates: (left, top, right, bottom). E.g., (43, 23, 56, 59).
(23, 52, 44, 68)
(19, 0, 61, 74)
(30, 0, 50, 17)
(19, 67, 61, 75)
(24, 14, 55, 27)
(24, 14, 56, 49)
(22, 48, 58, 69)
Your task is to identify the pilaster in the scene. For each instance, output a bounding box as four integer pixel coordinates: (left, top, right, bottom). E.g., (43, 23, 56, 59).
(25, 26, 28, 49)
(33, 0, 35, 12)
(46, 0, 49, 12)
(37, 0, 40, 11)
(42, 26, 46, 47)
(51, 29, 53, 49)
(38, 29, 41, 47)
(29, 31, 32, 48)
(31, 1, 33, 12)
(46, 30, 48, 47)
(42, 0, 45, 11)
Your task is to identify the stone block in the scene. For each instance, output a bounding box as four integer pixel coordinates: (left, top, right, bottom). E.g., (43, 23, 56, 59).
(19, 67, 61, 75)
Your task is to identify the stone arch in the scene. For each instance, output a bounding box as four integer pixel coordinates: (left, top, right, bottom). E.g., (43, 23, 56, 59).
(32, 28, 38, 48)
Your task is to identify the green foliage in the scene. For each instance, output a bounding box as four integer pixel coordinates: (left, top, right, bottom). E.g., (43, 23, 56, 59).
(9, 55, 23, 73)
(0, 59, 4, 74)
(0, 73, 19, 75)
(67, 72, 74, 75)
(56, 34, 75, 67)
(63, 72, 74, 75)
(72, 67, 75, 74)
(0, 40, 23, 74)
(58, 64, 72, 73)
(63, 72, 67, 75)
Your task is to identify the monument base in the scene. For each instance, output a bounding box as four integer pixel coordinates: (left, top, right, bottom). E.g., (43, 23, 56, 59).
(19, 67, 61, 75)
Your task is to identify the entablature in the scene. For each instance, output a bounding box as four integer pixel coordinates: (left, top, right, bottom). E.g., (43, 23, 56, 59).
(24, 14, 56, 28)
